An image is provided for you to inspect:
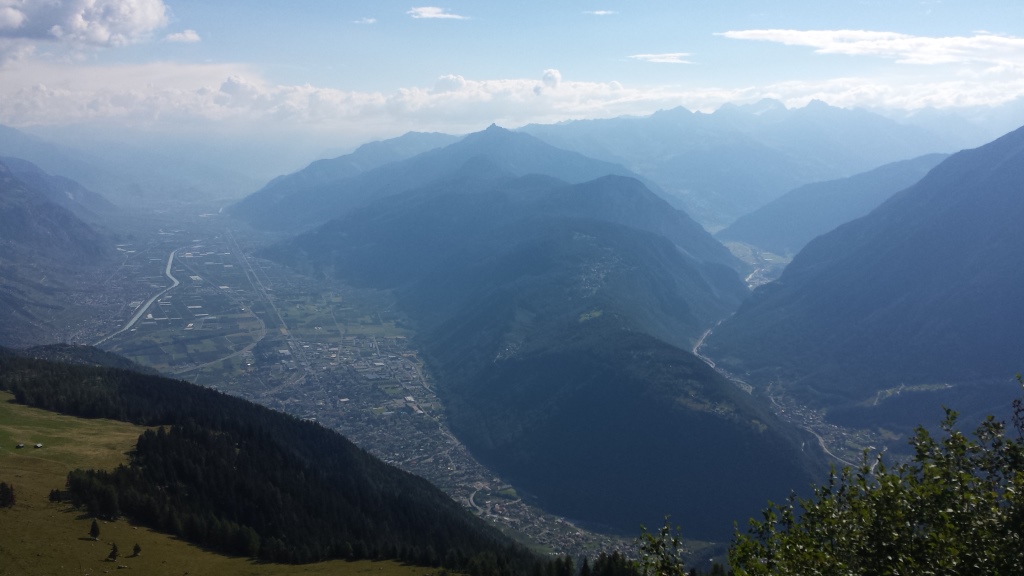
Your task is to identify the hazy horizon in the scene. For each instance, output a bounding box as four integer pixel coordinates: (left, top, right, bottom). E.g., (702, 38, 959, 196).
(4, 1, 1024, 187)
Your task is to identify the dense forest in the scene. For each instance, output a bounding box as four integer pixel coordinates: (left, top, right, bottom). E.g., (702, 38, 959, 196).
(0, 348, 538, 570)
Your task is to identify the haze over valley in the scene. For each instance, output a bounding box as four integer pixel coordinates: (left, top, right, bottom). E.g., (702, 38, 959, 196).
(3, 2, 1024, 574)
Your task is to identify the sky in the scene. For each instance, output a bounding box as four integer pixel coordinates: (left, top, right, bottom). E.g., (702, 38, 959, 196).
(2, 0, 1024, 159)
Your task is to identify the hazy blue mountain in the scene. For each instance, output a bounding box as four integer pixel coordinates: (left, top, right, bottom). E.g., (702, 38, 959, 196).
(704, 124, 1024, 431)
(240, 131, 459, 214)
(0, 159, 113, 347)
(520, 100, 958, 229)
(0, 159, 110, 263)
(0, 125, 122, 200)
(1, 156, 117, 223)
(265, 168, 822, 540)
(229, 125, 661, 231)
(0, 124, 276, 205)
(716, 153, 948, 255)
(876, 97, 1024, 150)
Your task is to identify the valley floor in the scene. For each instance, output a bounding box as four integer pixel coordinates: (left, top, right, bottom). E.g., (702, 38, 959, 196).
(37, 204, 634, 558)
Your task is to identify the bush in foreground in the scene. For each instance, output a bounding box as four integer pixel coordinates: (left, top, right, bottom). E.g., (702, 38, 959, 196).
(729, 378, 1024, 575)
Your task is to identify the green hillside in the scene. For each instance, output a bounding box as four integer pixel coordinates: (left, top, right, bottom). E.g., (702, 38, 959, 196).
(0, 350, 542, 573)
(0, 390, 434, 576)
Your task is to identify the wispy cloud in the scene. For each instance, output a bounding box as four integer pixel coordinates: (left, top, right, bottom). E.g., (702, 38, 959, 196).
(353, 17, 377, 25)
(585, 10, 616, 16)
(4, 57, 1024, 147)
(407, 7, 469, 20)
(629, 52, 693, 64)
(718, 29, 1024, 66)
(165, 29, 201, 43)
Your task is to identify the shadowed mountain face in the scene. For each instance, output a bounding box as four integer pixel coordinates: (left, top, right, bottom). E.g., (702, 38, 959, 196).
(0, 159, 113, 347)
(716, 154, 948, 256)
(265, 168, 823, 541)
(0, 159, 111, 264)
(520, 100, 956, 229)
(228, 125, 662, 232)
(1, 156, 117, 224)
(705, 124, 1024, 429)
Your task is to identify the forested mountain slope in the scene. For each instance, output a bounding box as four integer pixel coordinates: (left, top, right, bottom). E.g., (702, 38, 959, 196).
(705, 124, 1024, 427)
(265, 168, 822, 540)
(0, 348, 541, 570)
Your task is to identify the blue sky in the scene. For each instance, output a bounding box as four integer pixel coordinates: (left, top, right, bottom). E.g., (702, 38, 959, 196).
(2, 1, 1024, 153)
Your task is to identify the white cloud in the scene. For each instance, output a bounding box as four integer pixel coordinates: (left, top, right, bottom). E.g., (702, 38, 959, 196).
(585, 10, 616, 16)
(0, 0, 169, 59)
(718, 29, 1024, 66)
(3, 54, 1024, 147)
(542, 69, 561, 88)
(629, 52, 693, 64)
(48, 0, 167, 46)
(533, 69, 562, 96)
(0, 60, 684, 132)
(0, 5, 27, 30)
(750, 76, 1024, 110)
(165, 29, 200, 43)
(353, 17, 376, 24)
(408, 7, 468, 20)
(433, 74, 467, 93)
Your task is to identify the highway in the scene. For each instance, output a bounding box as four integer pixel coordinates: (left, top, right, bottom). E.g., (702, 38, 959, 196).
(93, 247, 181, 347)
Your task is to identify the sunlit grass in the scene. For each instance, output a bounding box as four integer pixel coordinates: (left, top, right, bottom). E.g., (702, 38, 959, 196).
(0, 392, 441, 576)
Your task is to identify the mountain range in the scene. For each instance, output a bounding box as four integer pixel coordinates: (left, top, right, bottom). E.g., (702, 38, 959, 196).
(0, 124, 273, 205)
(242, 131, 460, 216)
(1, 156, 117, 224)
(258, 131, 823, 540)
(716, 153, 948, 256)
(520, 99, 959, 229)
(229, 125, 663, 232)
(705, 124, 1024, 433)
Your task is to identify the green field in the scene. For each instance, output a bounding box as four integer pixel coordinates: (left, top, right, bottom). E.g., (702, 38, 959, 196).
(0, 392, 442, 576)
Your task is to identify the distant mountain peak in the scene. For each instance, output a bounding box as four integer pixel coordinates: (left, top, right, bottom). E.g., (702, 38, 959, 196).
(650, 106, 694, 119)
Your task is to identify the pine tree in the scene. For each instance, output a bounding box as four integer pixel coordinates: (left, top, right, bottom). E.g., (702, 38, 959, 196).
(90, 519, 100, 540)
(107, 542, 119, 561)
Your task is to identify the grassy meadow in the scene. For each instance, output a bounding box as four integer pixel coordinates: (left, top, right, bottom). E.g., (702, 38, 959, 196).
(0, 392, 441, 576)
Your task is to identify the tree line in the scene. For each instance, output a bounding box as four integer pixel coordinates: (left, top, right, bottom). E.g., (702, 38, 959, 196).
(0, 350, 538, 571)
(6, 345, 1020, 574)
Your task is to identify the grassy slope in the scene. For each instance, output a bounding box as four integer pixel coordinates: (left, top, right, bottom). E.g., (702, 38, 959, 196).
(0, 392, 436, 576)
